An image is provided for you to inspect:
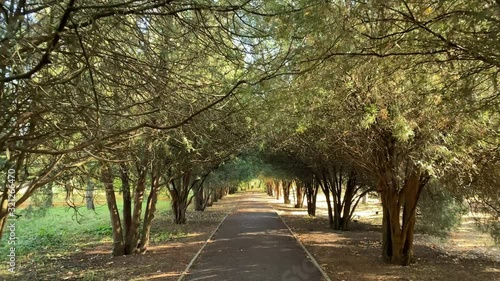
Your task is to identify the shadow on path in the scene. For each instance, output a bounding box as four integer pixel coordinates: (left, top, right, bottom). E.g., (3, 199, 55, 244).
(185, 192, 324, 281)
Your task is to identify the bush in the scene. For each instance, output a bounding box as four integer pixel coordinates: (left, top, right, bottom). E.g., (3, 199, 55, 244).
(416, 185, 467, 238)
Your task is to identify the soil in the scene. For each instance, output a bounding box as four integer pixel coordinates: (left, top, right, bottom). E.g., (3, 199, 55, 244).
(4, 194, 238, 281)
(272, 198, 500, 281)
(4, 192, 499, 281)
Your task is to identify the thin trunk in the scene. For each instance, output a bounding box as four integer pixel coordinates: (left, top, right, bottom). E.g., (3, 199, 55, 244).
(340, 170, 357, 230)
(119, 165, 132, 254)
(101, 164, 124, 256)
(203, 187, 212, 208)
(283, 181, 291, 204)
(295, 181, 305, 208)
(319, 172, 334, 228)
(85, 179, 95, 210)
(217, 187, 223, 200)
(206, 191, 213, 207)
(275, 180, 280, 200)
(138, 167, 160, 254)
(43, 182, 54, 208)
(126, 163, 147, 254)
(267, 182, 274, 196)
(194, 184, 205, 211)
(211, 188, 218, 203)
(306, 179, 319, 216)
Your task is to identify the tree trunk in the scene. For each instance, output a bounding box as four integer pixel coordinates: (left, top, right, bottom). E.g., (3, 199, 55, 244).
(283, 181, 291, 204)
(211, 188, 218, 203)
(380, 171, 427, 265)
(138, 167, 160, 254)
(169, 172, 193, 224)
(274, 180, 280, 200)
(126, 162, 147, 254)
(194, 184, 205, 211)
(101, 164, 124, 257)
(85, 179, 95, 210)
(295, 181, 305, 208)
(305, 179, 319, 216)
(119, 164, 132, 254)
(217, 187, 223, 200)
(205, 185, 214, 207)
(319, 172, 334, 228)
(0, 186, 9, 240)
(42, 182, 54, 208)
(174, 199, 187, 224)
(203, 187, 212, 208)
(266, 182, 274, 196)
(339, 170, 357, 230)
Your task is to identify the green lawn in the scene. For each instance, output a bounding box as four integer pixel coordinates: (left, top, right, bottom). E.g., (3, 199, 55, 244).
(0, 194, 172, 263)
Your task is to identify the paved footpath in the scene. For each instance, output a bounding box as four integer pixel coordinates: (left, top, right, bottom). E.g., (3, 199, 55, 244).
(185, 192, 324, 281)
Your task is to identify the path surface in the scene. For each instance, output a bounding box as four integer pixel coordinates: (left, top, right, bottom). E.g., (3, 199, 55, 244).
(185, 192, 324, 281)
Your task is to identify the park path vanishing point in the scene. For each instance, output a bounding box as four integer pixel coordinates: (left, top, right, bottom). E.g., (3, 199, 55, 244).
(183, 192, 326, 281)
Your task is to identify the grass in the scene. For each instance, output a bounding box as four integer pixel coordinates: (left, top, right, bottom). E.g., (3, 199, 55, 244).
(0, 192, 173, 268)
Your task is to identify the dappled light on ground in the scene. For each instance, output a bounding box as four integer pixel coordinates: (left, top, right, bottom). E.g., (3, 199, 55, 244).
(133, 271, 179, 280)
(185, 192, 324, 281)
(272, 195, 500, 281)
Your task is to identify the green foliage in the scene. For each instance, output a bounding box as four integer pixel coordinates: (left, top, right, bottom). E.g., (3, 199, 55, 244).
(20, 184, 54, 219)
(16, 228, 66, 253)
(481, 221, 500, 246)
(0, 198, 171, 260)
(84, 225, 113, 236)
(416, 185, 467, 238)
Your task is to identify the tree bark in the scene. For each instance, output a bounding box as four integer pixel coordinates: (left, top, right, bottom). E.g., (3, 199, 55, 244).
(212, 188, 218, 203)
(305, 179, 319, 216)
(138, 167, 160, 254)
(380, 171, 427, 265)
(274, 180, 280, 200)
(119, 164, 132, 254)
(295, 181, 305, 208)
(194, 184, 205, 211)
(169, 172, 193, 224)
(85, 179, 95, 210)
(319, 172, 334, 228)
(206, 189, 213, 207)
(101, 163, 124, 256)
(266, 182, 274, 196)
(283, 180, 291, 204)
(125, 162, 147, 254)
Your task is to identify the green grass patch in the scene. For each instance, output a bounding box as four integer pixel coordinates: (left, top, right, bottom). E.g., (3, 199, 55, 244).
(0, 198, 172, 264)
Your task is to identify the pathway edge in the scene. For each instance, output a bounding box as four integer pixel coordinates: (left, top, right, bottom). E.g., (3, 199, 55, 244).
(176, 210, 231, 281)
(270, 199, 333, 281)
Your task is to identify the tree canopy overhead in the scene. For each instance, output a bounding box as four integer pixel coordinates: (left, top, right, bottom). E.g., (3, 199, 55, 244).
(1, 0, 499, 266)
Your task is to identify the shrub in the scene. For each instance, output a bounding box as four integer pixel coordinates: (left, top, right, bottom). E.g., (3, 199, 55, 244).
(416, 184, 467, 238)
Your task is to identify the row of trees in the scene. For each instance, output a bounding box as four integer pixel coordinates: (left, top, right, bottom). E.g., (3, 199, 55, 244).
(1, 0, 498, 267)
(0, 0, 305, 255)
(252, 0, 499, 266)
